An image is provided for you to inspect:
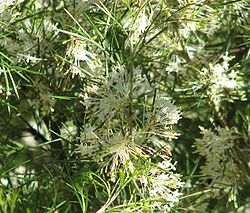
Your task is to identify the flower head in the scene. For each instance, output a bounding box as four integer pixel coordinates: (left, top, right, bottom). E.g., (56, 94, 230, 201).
(82, 65, 151, 122)
(194, 127, 242, 186)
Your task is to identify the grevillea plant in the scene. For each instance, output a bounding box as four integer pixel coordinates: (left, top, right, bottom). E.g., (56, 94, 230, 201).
(0, 0, 249, 212)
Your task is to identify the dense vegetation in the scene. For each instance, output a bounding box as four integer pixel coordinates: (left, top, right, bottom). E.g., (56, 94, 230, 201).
(0, 0, 249, 212)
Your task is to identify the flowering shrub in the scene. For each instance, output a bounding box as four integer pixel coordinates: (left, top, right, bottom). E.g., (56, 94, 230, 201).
(0, 0, 249, 212)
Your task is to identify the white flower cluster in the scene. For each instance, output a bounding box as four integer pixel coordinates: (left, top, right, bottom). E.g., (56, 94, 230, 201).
(200, 54, 247, 110)
(66, 39, 103, 78)
(0, 0, 16, 13)
(210, 55, 239, 89)
(139, 160, 184, 212)
(0, 0, 59, 64)
(75, 64, 183, 209)
(144, 97, 181, 148)
(165, 56, 186, 73)
(194, 127, 246, 207)
(194, 127, 241, 186)
(78, 65, 181, 158)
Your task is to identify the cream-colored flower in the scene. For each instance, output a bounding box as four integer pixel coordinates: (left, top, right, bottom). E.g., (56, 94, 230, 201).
(82, 65, 151, 122)
(139, 160, 184, 211)
(194, 127, 242, 188)
(99, 132, 144, 173)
